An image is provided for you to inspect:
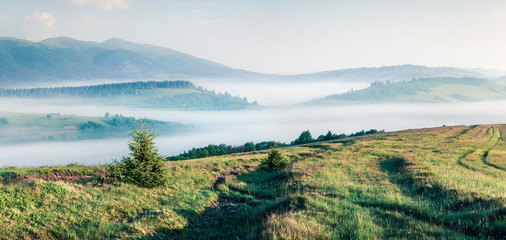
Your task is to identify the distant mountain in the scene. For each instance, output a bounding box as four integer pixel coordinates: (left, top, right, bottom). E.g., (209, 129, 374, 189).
(0, 37, 502, 87)
(308, 77, 506, 104)
(464, 68, 506, 77)
(0, 37, 256, 87)
(283, 65, 490, 83)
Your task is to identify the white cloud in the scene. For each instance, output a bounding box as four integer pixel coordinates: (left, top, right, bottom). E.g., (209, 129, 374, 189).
(82, 14, 94, 21)
(0, 15, 10, 23)
(189, 19, 216, 25)
(27, 12, 56, 28)
(72, 0, 129, 10)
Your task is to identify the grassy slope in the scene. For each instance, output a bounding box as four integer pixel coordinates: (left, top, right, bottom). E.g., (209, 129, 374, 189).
(311, 78, 506, 104)
(0, 125, 505, 239)
(0, 112, 184, 144)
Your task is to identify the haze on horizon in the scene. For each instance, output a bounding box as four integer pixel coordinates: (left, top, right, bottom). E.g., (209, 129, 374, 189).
(0, 0, 505, 75)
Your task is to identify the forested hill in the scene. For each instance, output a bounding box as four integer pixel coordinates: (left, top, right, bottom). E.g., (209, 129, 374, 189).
(0, 80, 255, 110)
(309, 77, 506, 104)
(0, 80, 194, 98)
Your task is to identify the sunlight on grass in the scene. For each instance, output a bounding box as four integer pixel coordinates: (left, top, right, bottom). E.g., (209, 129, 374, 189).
(0, 125, 504, 239)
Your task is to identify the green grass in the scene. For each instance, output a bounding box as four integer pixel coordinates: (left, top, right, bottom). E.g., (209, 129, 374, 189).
(0, 125, 505, 239)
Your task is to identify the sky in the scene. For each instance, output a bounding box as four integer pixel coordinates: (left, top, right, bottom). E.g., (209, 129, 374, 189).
(0, 0, 505, 74)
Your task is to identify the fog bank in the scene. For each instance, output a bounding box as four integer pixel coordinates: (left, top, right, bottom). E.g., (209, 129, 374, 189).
(1, 100, 506, 167)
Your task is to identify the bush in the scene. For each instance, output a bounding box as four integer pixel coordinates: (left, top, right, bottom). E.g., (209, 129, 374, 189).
(260, 149, 289, 170)
(109, 120, 168, 188)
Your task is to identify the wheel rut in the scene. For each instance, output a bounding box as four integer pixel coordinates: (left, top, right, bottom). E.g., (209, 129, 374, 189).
(481, 127, 505, 171)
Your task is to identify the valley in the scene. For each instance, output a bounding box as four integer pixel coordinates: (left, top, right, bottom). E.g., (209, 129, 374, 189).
(1, 1, 505, 239)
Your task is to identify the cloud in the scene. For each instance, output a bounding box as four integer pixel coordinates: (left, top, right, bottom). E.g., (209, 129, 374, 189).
(27, 12, 56, 28)
(82, 14, 94, 21)
(0, 15, 10, 23)
(189, 19, 216, 25)
(72, 0, 130, 10)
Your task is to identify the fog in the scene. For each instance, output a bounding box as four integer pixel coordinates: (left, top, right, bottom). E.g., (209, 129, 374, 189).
(190, 80, 369, 105)
(1, 81, 506, 168)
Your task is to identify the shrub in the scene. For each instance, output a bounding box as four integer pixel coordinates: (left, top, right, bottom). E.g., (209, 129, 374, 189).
(260, 149, 289, 170)
(109, 120, 168, 188)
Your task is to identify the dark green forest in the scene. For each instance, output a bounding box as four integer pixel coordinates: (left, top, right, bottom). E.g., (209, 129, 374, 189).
(0, 80, 193, 97)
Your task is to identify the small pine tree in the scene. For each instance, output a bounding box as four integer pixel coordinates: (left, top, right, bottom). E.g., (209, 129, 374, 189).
(109, 119, 168, 188)
(260, 148, 289, 170)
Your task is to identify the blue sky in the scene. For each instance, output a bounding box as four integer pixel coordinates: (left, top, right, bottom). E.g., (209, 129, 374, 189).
(0, 0, 505, 74)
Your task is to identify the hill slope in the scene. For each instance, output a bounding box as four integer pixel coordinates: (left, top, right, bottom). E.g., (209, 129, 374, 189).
(0, 80, 254, 109)
(0, 112, 187, 145)
(309, 77, 506, 104)
(0, 124, 504, 239)
(0, 37, 255, 86)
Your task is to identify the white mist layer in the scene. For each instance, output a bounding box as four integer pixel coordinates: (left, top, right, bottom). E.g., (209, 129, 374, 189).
(1, 100, 506, 167)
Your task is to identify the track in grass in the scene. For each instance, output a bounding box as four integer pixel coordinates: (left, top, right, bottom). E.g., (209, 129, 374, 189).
(481, 127, 505, 171)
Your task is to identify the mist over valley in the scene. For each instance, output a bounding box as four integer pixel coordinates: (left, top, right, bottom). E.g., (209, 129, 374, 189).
(1, 39, 506, 167)
(1, 1, 506, 238)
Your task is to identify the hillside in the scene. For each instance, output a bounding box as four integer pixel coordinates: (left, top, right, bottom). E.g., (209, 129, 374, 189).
(0, 112, 186, 145)
(284, 65, 490, 83)
(0, 80, 255, 109)
(0, 124, 504, 239)
(0, 37, 256, 86)
(309, 77, 506, 104)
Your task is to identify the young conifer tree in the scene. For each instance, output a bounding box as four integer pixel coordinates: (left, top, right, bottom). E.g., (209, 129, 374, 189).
(110, 119, 168, 188)
(260, 148, 289, 170)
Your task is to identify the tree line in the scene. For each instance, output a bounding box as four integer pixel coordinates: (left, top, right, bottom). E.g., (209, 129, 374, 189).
(291, 129, 384, 145)
(168, 129, 384, 161)
(0, 80, 195, 98)
(167, 141, 285, 161)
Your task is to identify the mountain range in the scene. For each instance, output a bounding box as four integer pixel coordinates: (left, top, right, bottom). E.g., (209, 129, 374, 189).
(0, 37, 254, 86)
(0, 36, 504, 87)
(283, 65, 491, 83)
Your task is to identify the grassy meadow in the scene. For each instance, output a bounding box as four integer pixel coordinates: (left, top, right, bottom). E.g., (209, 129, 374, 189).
(0, 124, 504, 239)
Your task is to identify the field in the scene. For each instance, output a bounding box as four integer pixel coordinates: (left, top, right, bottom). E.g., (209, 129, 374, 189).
(0, 124, 504, 239)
